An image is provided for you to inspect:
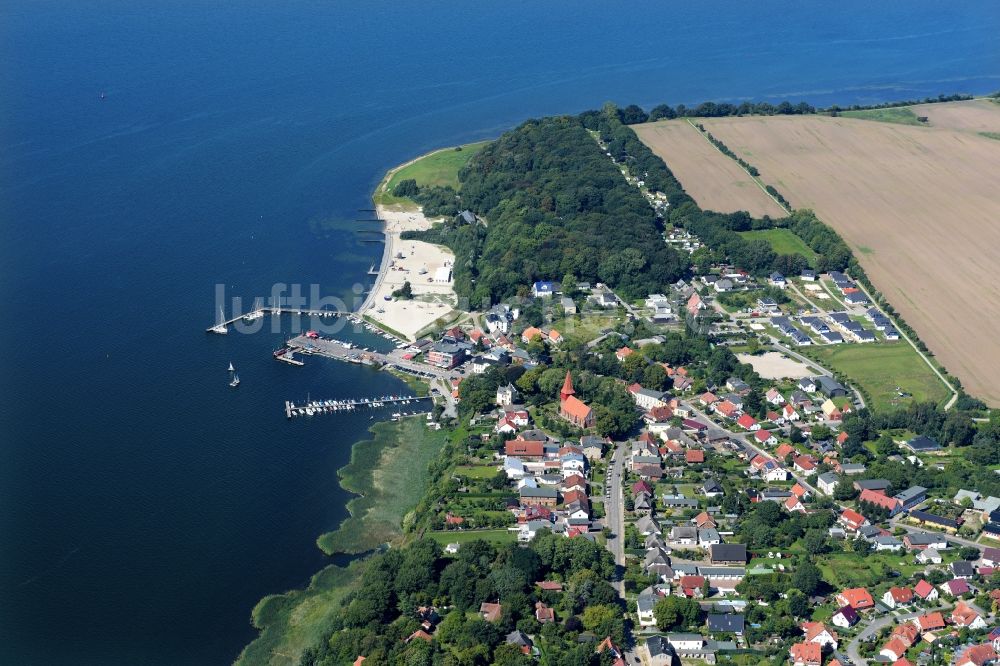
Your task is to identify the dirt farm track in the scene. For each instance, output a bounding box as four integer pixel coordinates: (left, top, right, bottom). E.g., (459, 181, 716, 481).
(637, 102, 1000, 405)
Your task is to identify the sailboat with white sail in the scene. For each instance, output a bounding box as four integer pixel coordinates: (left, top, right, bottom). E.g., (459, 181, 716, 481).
(210, 305, 228, 334)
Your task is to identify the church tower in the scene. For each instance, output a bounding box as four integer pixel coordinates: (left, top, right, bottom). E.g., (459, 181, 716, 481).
(560, 370, 575, 403)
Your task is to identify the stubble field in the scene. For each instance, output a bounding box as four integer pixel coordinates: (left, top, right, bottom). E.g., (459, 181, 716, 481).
(636, 104, 1000, 405)
(632, 120, 787, 218)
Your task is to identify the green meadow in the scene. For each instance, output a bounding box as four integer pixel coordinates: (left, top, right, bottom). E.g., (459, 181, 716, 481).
(841, 107, 925, 126)
(375, 141, 489, 206)
(807, 343, 949, 411)
(738, 228, 819, 265)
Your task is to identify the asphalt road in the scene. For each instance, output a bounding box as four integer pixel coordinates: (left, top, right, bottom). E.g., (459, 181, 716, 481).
(605, 443, 626, 596)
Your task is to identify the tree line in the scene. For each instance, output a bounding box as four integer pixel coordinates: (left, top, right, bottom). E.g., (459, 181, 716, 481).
(300, 534, 620, 666)
(840, 405, 1000, 497)
(607, 93, 976, 126)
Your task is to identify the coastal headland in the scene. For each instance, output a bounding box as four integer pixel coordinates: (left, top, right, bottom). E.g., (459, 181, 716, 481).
(356, 143, 487, 340)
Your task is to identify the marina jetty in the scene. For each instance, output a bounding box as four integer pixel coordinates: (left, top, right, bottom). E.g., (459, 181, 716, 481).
(284, 395, 432, 419)
(206, 305, 346, 334)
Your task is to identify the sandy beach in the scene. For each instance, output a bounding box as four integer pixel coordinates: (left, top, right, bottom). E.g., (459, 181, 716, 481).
(359, 204, 458, 340)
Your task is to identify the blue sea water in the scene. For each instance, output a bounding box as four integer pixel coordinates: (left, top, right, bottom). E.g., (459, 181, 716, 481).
(0, 1, 997, 663)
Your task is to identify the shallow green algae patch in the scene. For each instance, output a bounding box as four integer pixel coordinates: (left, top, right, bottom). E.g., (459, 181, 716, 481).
(317, 416, 449, 554)
(374, 140, 489, 206)
(236, 562, 364, 666)
(238, 417, 448, 665)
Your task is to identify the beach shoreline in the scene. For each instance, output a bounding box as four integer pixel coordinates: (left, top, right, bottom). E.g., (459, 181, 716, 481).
(355, 203, 458, 342)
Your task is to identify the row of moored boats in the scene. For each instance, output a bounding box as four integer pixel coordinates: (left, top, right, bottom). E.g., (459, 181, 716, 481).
(290, 395, 423, 417)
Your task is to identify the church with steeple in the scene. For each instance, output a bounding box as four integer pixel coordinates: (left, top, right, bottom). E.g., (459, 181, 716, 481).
(558, 370, 594, 428)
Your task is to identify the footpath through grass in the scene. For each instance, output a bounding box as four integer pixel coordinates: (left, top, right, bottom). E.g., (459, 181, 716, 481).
(375, 141, 489, 206)
(841, 107, 925, 126)
(738, 228, 819, 265)
(317, 416, 449, 554)
(808, 343, 949, 411)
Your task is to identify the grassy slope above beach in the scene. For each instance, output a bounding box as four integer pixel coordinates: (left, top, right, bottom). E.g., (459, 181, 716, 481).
(373, 140, 489, 207)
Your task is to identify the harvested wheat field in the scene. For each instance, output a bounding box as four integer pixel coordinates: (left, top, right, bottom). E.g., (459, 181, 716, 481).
(686, 113, 1000, 405)
(912, 98, 1000, 134)
(633, 120, 787, 218)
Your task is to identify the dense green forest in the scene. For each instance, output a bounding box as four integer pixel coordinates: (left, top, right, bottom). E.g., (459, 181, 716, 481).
(407, 116, 690, 303)
(402, 106, 857, 305)
(300, 534, 619, 666)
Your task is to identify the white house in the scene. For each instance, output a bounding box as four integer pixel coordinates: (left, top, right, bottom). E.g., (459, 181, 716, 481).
(880, 644, 908, 662)
(532, 281, 556, 298)
(496, 383, 518, 407)
(667, 634, 705, 651)
(504, 410, 530, 427)
(517, 520, 551, 543)
(504, 457, 525, 479)
(670, 526, 697, 546)
(951, 601, 986, 630)
(764, 466, 790, 482)
(881, 587, 914, 609)
(495, 418, 518, 435)
(916, 548, 942, 565)
(646, 294, 671, 310)
(753, 430, 779, 447)
(873, 535, 904, 552)
(561, 456, 586, 473)
(831, 606, 859, 629)
(637, 589, 658, 628)
(817, 473, 839, 496)
(632, 388, 669, 411)
(802, 622, 838, 649)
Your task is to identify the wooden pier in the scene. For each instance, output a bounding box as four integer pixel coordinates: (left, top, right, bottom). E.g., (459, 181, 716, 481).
(205, 306, 353, 334)
(284, 395, 432, 419)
